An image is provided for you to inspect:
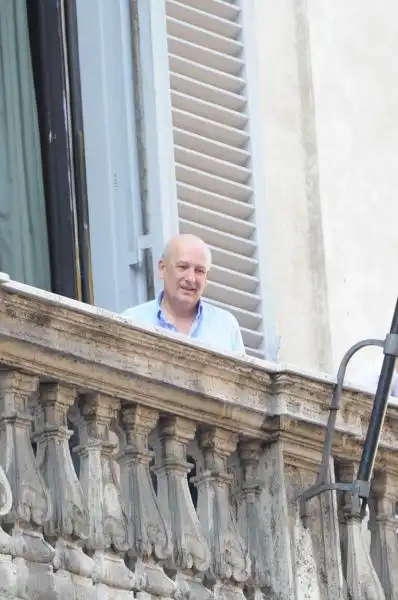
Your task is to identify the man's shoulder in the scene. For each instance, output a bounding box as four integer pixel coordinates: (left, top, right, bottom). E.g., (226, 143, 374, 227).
(201, 301, 245, 354)
(121, 299, 158, 322)
(201, 301, 239, 328)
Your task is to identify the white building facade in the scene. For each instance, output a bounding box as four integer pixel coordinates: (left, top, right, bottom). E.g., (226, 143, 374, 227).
(77, 0, 398, 377)
(1, 3, 398, 598)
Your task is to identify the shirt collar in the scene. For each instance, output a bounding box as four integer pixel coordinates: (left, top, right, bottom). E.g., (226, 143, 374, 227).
(156, 291, 203, 321)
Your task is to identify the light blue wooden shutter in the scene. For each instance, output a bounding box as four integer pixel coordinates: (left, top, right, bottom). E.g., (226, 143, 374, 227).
(165, 0, 265, 357)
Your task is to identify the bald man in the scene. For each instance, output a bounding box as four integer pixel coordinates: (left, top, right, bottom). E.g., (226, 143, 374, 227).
(122, 234, 245, 355)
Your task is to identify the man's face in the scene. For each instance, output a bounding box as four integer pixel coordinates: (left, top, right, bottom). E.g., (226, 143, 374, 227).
(159, 241, 209, 309)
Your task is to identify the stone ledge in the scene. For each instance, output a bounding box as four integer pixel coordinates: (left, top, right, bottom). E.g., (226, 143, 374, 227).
(0, 280, 397, 456)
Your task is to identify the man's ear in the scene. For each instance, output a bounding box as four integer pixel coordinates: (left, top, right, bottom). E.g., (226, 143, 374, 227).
(158, 259, 166, 280)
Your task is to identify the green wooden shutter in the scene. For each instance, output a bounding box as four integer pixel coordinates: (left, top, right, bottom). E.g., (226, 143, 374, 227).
(0, 0, 51, 289)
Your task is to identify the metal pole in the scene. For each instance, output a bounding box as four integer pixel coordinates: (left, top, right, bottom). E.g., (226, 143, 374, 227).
(357, 297, 398, 508)
(316, 338, 383, 486)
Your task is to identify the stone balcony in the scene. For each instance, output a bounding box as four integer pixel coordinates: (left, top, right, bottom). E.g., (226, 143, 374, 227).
(0, 274, 397, 600)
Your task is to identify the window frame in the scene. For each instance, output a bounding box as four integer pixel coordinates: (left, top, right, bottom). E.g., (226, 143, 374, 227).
(137, 0, 279, 358)
(27, 0, 91, 301)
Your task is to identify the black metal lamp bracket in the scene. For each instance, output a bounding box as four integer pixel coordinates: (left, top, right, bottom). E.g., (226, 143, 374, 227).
(299, 329, 398, 519)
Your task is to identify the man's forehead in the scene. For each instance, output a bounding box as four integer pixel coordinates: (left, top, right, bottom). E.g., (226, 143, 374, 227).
(173, 243, 207, 262)
(174, 256, 207, 269)
(162, 236, 211, 269)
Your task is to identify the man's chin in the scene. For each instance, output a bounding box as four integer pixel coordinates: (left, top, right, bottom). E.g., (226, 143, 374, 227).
(178, 291, 198, 305)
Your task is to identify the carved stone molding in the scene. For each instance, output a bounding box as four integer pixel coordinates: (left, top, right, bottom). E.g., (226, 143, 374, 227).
(236, 439, 272, 599)
(35, 382, 94, 594)
(196, 426, 250, 599)
(157, 416, 211, 599)
(337, 461, 385, 600)
(369, 469, 398, 599)
(77, 393, 135, 596)
(4, 282, 398, 459)
(119, 404, 175, 599)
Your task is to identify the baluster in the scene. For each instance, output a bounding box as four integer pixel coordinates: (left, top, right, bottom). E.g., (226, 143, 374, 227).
(196, 427, 250, 600)
(35, 382, 94, 598)
(119, 404, 175, 599)
(156, 416, 211, 599)
(77, 393, 135, 599)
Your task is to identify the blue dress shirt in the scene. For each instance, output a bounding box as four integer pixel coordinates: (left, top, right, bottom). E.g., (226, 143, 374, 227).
(122, 294, 245, 355)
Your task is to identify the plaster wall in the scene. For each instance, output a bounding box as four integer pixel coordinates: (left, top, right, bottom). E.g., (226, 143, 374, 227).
(254, 0, 398, 380)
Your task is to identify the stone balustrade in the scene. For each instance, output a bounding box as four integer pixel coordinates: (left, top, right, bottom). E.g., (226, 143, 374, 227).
(0, 275, 397, 599)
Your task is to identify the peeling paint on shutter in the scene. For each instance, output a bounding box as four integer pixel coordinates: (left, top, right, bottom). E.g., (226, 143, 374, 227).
(165, 0, 264, 357)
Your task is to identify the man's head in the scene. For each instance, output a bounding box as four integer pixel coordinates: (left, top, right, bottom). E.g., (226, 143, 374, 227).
(159, 234, 211, 314)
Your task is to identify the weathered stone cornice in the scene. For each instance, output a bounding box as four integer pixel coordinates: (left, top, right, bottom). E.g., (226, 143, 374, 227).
(0, 279, 397, 463)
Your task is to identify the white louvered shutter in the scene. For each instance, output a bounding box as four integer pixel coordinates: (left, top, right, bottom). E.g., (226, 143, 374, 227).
(165, 0, 264, 357)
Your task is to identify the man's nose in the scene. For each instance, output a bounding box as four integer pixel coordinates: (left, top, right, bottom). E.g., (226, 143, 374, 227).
(185, 268, 195, 283)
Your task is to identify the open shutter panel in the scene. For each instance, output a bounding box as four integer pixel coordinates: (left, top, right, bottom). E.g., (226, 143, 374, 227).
(165, 0, 264, 358)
